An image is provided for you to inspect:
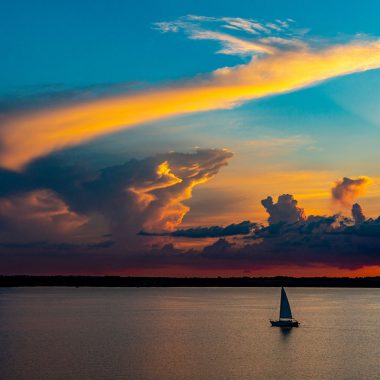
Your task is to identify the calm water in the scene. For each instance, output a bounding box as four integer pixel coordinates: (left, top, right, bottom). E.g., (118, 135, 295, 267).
(1, 287, 380, 380)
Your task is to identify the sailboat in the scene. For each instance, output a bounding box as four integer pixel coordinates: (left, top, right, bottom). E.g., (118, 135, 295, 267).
(270, 287, 300, 327)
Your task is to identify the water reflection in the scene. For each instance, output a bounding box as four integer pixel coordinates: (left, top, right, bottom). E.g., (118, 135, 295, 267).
(1, 287, 380, 380)
(280, 327, 293, 338)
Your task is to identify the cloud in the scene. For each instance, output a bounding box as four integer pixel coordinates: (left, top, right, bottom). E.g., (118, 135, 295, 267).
(139, 220, 260, 238)
(346, 217, 380, 238)
(153, 21, 182, 33)
(2, 191, 380, 274)
(0, 149, 233, 245)
(0, 189, 88, 243)
(3, 20, 380, 169)
(153, 15, 288, 41)
(258, 36, 307, 50)
(352, 203, 366, 225)
(194, 223, 380, 271)
(186, 196, 380, 271)
(189, 30, 276, 55)
(221, 17, 272, 34)
(122, 149, 233, 233)
(331, 176, 372, 207)
(261, 194, 306, 224)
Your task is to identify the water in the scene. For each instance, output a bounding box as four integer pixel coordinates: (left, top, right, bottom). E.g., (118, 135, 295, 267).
(1, 287, 380, 380)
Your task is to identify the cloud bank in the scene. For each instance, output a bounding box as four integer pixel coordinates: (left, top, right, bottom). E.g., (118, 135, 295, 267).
(2, 183, 380, 274)
(131, 194, 380, 273)
(3, 17, 380, 169)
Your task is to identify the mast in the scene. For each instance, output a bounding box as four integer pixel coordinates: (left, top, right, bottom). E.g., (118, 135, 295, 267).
(279, 287, 293, 320)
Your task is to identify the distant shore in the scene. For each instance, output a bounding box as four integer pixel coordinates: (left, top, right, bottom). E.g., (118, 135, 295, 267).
(1, 276, 380, 287)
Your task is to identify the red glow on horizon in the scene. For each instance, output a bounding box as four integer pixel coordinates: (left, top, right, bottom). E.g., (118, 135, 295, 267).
(112, 265, 380, 278)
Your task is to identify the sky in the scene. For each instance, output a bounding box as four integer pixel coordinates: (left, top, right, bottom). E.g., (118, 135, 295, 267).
(1, 0, 380, 276)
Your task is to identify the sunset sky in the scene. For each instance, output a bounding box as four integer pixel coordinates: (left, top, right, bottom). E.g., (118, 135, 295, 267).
(1, 0, 380, 276)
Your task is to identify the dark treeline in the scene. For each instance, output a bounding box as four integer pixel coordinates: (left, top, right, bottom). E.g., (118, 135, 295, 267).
(1, 276, 380, 287)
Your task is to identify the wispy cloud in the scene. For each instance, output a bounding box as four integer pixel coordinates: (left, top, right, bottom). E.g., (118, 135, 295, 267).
(221, 17, 272, 34)
(189, 30, 276, 55)
(153, 15, 298, 56)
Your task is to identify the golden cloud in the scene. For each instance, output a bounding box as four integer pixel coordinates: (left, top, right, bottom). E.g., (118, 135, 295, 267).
(2, 40, 380, 169)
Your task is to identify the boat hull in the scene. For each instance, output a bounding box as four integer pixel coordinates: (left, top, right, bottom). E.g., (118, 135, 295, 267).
(270, 319, 299, 327)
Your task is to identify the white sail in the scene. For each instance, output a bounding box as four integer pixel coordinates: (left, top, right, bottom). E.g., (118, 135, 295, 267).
(279, 287, 293, 319)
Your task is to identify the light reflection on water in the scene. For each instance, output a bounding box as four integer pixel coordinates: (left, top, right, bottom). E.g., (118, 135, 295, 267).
(1, 287, 380, 379)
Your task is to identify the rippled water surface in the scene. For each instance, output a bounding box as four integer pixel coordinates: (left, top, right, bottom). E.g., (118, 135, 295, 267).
(1, 287, 380, 379)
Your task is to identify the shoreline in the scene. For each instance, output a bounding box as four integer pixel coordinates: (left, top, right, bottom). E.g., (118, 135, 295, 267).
(2, 275, 380, 288)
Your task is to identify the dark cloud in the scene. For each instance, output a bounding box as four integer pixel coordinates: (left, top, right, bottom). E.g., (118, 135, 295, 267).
(186, 208, 380, 271)
(2, 217, 380, 274)
(136, 196, 380, 272)
(344, 217, 380, 238)
(139, 221, 260, 238)
(261, 194, 306, 224)
(352, 203, 366, 225)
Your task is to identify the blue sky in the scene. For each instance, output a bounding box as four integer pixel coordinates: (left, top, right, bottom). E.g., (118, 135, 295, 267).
(2, 0, 380, 90)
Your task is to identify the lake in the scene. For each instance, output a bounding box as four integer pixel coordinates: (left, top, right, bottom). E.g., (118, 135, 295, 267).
(1, 287, 379, 379)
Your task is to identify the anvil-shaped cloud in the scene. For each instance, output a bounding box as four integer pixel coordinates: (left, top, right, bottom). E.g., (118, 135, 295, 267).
(2, 17, 380, 169)
(0, 149, 232, 244)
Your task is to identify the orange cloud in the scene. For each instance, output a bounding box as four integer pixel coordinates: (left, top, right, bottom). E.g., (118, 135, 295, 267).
(2, 40, 380, 169)
(331, 176, 373, 207)
(133, 151, 233, 232)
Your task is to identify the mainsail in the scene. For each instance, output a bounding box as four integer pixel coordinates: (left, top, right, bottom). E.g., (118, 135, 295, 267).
(279, 287, 293, 319)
